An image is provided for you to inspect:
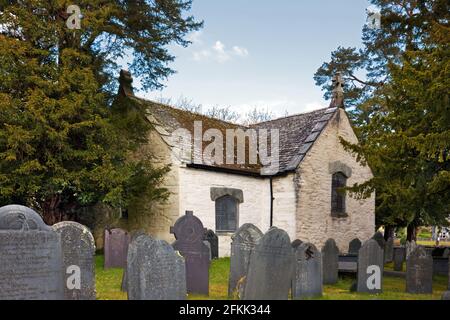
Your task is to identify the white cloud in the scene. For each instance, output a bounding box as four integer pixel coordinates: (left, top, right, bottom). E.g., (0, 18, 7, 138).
(186, 30, 204, 45)
(192, 40, 249, 64)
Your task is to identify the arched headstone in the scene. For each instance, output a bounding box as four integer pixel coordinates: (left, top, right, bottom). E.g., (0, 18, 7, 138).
(291, 239, 303, 249)
(322, 238, 339, 285)
(53, 221, 96, 300)
(228, 223, 263, 298)
(357, 239, 384, 294)
(348, 238, 362, 254)
(203, 229, 219, 259)
(0, 205, 64, 300)
(292, 243, 323, 299)
(170, 211, 210, 296)
(372, 232, 386, 250)
(243, 227, 295, 300)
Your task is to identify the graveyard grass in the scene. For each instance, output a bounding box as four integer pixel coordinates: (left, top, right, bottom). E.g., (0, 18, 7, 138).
(95, 256, 448, 300)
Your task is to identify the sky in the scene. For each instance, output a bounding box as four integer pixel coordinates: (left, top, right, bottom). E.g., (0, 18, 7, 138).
(135, 0, 372, 117)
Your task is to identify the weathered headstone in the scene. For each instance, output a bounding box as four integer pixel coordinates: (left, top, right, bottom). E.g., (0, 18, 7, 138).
(53, 221, 96, 300)
(171, 211, 210, 296)
(292, 243, 322, 299)
(204, 240, 212, 261)
(104, 228, 130, 269)
(384, 237, 394, 263)
(322, 238, 339, 284)
(372, 232, 386, 250)
(442, 257, 450, 300)
(0, 205, 64, 300)
(243, 227, 295, 300)
(228, 223, 263, 298)
(393, 247, 406, 271)
(121, 229, 147, 292)
(442, 248, 450, 259)
(357, 239, 384, 294)
(406, 246, 433, 294)
(203, 229, 219, 259)
(348, 238, 362, 254)
(406, 240, 417, 260)
(127, 234, 186, 300)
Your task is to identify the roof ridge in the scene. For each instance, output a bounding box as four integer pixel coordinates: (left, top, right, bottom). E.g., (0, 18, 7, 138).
(252, 106, 330, 126)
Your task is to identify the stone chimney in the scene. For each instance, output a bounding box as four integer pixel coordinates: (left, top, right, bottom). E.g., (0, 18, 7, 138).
(330, 72, 344, 108)
(118, 69, 134, 97)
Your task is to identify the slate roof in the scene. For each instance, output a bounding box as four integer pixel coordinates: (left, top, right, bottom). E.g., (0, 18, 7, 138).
(135, 96, 338, 176)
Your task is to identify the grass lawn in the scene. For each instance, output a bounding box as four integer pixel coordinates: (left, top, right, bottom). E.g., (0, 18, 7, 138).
(95, 255, 448, 300)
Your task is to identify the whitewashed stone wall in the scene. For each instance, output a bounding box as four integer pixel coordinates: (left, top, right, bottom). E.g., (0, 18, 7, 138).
(272, 174, 297, 241)
(295, 109, 375, 253)
(178, 167, 271, 257)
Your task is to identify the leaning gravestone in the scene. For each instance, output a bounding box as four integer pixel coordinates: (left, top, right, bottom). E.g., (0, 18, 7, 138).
(406, 246, 433, 294)
(104, 228, 130, 269)
(243, 227, 295, 300)
(0, 205, 64, 300)
(393, 247, 406, 271)
(357, 239, 384, 294)
(322, 238, 339, 285)
(171, 211, 210, 296)
(372, 232, 386, 250)
(203, 229, 219, 259)
(384, 237, 394, 263)
(292, 243, 322, 299)
(348, 238, 362, 254)
(228, 223, 263, 298)
(127, 234, 186, 300)
(53, 221, 96, 300)
(121, 229, 147, 292)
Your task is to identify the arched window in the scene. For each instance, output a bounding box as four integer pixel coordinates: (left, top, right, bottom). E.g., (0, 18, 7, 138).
(331, 172, 347, 217)
(215, 195, 239, 232)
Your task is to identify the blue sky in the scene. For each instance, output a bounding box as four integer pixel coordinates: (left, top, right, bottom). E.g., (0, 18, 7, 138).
(137, 0, 372, 117)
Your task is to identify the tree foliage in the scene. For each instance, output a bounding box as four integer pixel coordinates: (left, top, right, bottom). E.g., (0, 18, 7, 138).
(0, 0, 202, 223)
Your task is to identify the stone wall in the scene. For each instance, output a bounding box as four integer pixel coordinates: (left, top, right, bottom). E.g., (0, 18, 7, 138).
(295, 109, 375, 253)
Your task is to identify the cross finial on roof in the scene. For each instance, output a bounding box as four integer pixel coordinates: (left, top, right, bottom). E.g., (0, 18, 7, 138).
(330, 72, 344, 108)
(118, 69, 134, 97)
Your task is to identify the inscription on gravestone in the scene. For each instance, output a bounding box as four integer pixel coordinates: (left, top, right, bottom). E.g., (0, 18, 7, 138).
(127, 235, 186, 300)
(292, 243, 322, 299)
(203, 229, 219, 259)
(322, 238, 339, 285)
(53, 221, 96, 300)
(228, 223, 263, 298)
(171, 211, 210, 296)
(406, 246, 433, 294)
(104, 228, 130, 269)
(357, 239, 384, 294)
(0, 205, 64, 300)
(243, 227, 295, 300)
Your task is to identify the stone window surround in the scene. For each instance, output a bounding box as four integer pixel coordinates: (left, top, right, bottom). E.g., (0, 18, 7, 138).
(210, 187, 243, 235)
(329, 161, 351, 218)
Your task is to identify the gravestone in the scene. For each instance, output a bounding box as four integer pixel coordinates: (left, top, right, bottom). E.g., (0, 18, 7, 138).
(357, 239, 384, 293)
(203, 229, 219, 259)
(393, 247, 406, 271)
(228, 223, 263, 298)
(322, 238, 339, 285)
(171, 211, 210, 296)
(121, 229, 147, 292)
(348, 238, 362, 254)
(406, 240, 417, 260)
(204, 241, 212, 261)
(291, 239, 303, 249)
(0, 205, 64, 300)
(443, 248, 450, 259)
(372, 232, 386, 250)
(442, 257, 450, 300)
(292, 243, 322, 299)
(104, 228, 130, 269)
(127, 234, 186, 300)
(384, 237, 394, 263)
(406, 246, 433, 294)
(243, 227, 295, 300)
(53, 221, 96, 300)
